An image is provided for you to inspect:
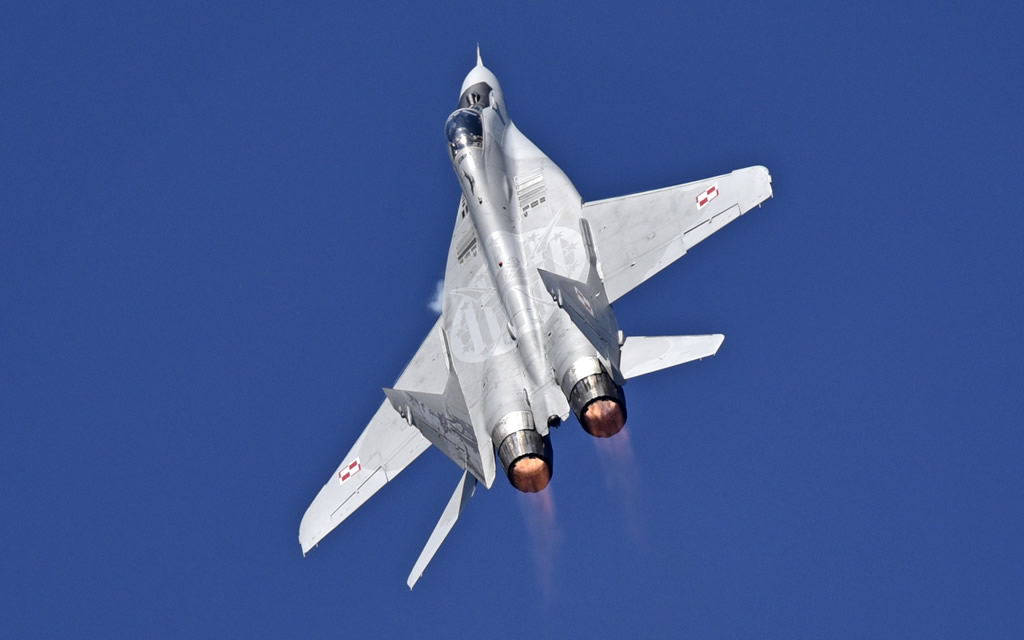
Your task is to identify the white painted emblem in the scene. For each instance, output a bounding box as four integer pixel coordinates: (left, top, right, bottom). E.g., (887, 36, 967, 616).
(448, 226, 586, 363)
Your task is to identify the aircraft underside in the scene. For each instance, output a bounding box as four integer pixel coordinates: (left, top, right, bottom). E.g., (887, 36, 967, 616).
(299, 51, 774, 588)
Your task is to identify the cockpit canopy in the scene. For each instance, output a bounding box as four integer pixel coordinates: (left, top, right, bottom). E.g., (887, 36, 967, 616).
(445, 108, 483, 159)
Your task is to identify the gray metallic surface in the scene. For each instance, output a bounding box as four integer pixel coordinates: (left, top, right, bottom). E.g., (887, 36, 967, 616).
(567, 371, 626, 423)
(490, 410, 535, 447)
(559, 357, 605, 397)
(496, 429, 552, 475)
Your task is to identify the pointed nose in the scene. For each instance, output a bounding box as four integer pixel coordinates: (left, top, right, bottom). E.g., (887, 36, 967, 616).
(460, 60, 501, 99)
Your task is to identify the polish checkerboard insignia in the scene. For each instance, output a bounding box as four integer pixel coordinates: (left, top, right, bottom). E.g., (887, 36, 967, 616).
(574, 285, 594, 316)
(338, 458, 362, 485)
(696, 183, 719, 210)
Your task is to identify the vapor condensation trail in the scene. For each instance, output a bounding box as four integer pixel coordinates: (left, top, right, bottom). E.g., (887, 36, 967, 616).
(427, 279, 445, 314)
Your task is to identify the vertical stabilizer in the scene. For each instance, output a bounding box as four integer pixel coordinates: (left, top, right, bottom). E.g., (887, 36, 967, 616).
(408, 470, 477, 589)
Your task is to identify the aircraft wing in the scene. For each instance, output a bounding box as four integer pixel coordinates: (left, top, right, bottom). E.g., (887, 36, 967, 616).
(582, 165, 773, 302)
(299, 319, 448, 555)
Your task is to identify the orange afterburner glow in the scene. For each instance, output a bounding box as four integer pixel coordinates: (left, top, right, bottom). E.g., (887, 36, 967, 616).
(510, 456, 552, 492)
(581, 399, 626, 438)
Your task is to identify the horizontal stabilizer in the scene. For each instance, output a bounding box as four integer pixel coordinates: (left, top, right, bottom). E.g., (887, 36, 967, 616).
(408, 469, 476, 589)
(619, 334, 724, 379)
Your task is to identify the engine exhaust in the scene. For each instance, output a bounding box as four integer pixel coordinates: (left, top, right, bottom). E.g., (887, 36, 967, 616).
(569, 372, 627, 438)
(494, 413, 553, 493)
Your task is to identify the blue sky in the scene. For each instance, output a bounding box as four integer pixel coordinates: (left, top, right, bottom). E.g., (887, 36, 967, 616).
(3, 2, 1022, 638)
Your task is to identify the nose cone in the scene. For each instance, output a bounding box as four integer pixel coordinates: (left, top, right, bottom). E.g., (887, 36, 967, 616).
(460, 50, 501, 98)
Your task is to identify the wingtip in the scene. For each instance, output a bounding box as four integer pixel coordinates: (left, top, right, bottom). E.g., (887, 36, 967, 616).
(476, 43, 482, 66)
(407, 572, 421, 590)
(299, 536, 314, 556)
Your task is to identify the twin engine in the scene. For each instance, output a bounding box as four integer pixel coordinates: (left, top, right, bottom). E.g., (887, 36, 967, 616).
(494, 359, 627, 493)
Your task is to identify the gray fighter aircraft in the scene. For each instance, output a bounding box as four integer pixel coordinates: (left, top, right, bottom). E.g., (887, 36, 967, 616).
(299, 51, 773, 587)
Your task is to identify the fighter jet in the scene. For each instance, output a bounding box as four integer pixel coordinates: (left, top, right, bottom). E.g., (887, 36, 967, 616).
(299, 51, 773, 587)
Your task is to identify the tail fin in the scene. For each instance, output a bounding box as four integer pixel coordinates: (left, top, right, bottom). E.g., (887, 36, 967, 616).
(537, 217, 621, 365)
(537, 267, 619, 363)
(408, 469, 476, 589)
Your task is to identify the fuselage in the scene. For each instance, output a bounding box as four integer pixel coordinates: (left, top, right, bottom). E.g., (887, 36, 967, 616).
(447, 86, 550, 387)
(442, 60, 627, 490)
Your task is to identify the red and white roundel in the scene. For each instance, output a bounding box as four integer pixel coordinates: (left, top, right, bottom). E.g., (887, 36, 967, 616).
(574, 285, 594, 316)
(696, 183, 720, 210)
(337, 458, 362, 485)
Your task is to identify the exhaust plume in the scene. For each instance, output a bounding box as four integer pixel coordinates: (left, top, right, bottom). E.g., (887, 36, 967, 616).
(593, 427, 645, 542)
(518, 488, 560, 598)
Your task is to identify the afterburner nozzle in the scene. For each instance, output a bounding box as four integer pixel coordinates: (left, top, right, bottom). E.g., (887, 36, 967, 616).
(509, 456, 552, 493)
(568, 371, 628, 438)
(580, 398, 627, 438)
(496, 421, 554, 493)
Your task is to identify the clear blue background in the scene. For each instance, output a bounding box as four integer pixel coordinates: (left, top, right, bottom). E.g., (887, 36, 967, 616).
(3, 2, 1022, 638)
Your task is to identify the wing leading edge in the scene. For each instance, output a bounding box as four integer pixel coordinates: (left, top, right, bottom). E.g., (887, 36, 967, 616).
(583, 165, 773, 302)
(299, 319, 447, 555)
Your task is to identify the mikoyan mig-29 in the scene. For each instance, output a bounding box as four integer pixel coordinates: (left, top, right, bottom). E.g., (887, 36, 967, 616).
(300, 51, 774, 587)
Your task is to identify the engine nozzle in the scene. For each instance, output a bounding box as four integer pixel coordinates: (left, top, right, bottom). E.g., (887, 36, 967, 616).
(569, 372, 627, 438)
(497, 428, 553, 493)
